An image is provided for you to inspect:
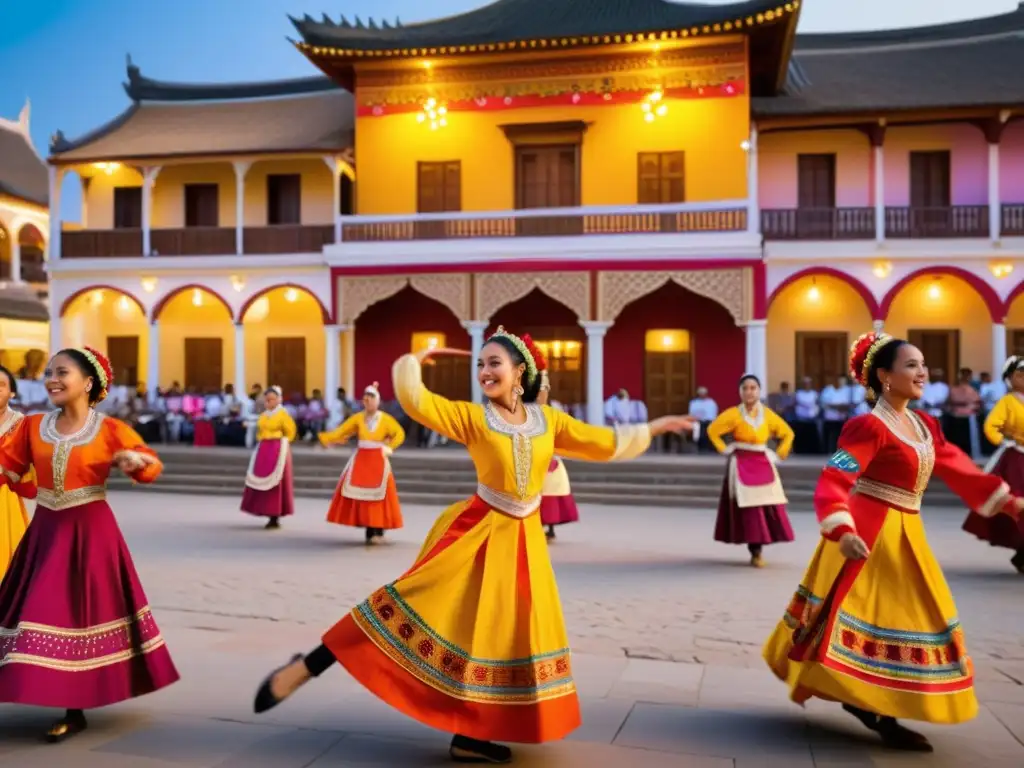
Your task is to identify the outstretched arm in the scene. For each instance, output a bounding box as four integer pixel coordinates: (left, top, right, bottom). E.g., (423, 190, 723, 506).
(550, 408, 695, 462)
(319, 415, 359, 447)
(109, 419, 163, 484)
(393, 351, 476, 445)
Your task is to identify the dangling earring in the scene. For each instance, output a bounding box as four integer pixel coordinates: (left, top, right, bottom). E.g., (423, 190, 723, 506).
(512, 381, 524, 410)
(884, 381, 891, 392)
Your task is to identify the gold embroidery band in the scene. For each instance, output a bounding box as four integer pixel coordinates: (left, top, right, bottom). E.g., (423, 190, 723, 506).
(853, 478, 922, 512)
(476, 484, 541, 519)
(36, 486, 106, 510)
(0, 607, 166, 672)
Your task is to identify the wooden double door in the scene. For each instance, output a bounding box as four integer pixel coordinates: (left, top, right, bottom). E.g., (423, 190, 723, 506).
(644, 350, 693, 418)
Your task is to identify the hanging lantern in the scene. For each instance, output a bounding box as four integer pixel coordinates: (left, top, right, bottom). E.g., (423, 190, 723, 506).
(641, 89, 668, 123)
(416, 97, 448, 129)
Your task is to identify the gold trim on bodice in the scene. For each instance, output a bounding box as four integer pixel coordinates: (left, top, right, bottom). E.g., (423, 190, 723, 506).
(483, 402, 547, 500)
(870, 399, 935, 497)
(852, 477, 923, 512)
(476, 484, 542, 518)
(0, 408, 23, 438)
(37, 409, 107, 510)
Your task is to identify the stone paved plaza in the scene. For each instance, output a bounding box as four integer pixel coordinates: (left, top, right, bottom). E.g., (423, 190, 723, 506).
(1, 492, 1022, 766)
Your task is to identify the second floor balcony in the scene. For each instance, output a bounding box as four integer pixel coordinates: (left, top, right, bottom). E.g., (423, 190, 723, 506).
(761, 205, 1024, 240)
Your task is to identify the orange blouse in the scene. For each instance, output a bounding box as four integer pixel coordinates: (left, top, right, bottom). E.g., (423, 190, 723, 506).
(0, 410, 162, 510)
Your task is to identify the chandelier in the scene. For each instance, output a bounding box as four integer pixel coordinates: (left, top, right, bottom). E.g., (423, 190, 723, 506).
(416, 98, 447, 129)
(641, 89, 668, 122)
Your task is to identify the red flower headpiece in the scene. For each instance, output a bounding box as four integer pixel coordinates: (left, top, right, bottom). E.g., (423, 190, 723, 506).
(79, 345, 114, 403)
(520, 333, 547, 372)
(848, 331, 892, 389)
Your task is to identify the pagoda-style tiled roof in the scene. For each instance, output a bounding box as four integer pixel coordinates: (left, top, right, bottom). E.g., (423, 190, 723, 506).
(755, 3, 1024, 117)
(294, 0, 802, 95)
(0, 104, 48, 207)
(49, 58, 352, 164)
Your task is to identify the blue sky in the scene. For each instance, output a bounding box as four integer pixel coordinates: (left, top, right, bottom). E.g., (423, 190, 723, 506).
(1, 0, 1017, 218)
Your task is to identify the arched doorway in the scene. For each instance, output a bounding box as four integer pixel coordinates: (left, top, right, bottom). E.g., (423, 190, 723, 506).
(17, 223, 46, 283)
(240, 285, 327, 398)
(767, 271, 876, 390)
(355, 285, 469, 400)
(0, 223, 10, 280)
(1005, 287, 1024, 359)
(59, 287, 148, 387)
(884, 272, 994, 380)
(153, 286, 234, 392)
(489, 288, 584, 407)
(606, 281, 742, 413)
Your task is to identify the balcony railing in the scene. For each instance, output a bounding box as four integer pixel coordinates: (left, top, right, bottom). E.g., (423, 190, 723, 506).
(1002, 204, 1024, 237)
(761, 208, 875, 240)
(885, 206, 989, 239)
(339, 201, 749, 242)
(61, 224, 335, 258)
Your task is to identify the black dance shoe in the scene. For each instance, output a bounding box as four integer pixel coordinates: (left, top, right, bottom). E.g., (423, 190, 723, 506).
(265, 518, 281, 530)
(449, 734, 512, 763)
(253, 653, 303, 714)
(45, 710, 87, 743)
(1010, 550, 1024, 574)
(876, 717, 933, 752)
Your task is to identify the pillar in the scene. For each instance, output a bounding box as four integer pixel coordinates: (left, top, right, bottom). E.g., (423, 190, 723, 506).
(9, 238, 21, 284)
(48, 166, 63, 261)
(873, 145, 885, 243)
(580, 321, 612, 424)
(744, 320, 767, 396)
(341, 325, 355, 395)
(147, 320, 160, 401)
(49, 311, 62, 355)
(462, 320, 489, 403)
(233, 161, 251, 255)
(80, 176, 91, 229)
(993, 323, 1007, 380)
(872, 318, 884, 334)
(233, 323, 245, 391)
(989, 142, 1001, 242)
(324, 323, 341, 407)
(323, 156, 343, 244)
(141, 166, 161, 256)
(746, 124, 759, 236)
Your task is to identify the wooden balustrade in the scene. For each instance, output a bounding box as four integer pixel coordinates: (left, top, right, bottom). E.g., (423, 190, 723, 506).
(150, 227, 236, 256)
(885, 206, 989, 238)
(761, 208, 875, 240)
(242, 225, 335, 254)
(1002, 204, 1024, 236)
(61, 229, 144, 258)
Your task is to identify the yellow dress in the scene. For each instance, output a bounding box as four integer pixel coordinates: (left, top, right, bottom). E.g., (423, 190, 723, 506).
(706, 404, 795, 458)
(321, 354, 651, 743)
(0, 409, 32, 578)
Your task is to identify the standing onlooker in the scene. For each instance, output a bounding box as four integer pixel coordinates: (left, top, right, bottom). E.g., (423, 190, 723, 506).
(921, 368, 949, 419)
(766, 381, 795, 421)
(947, 368, 982, 458)
(688, 386, 719, 453)
(819, 375, 854, 454)
(792, 377, 821, 454)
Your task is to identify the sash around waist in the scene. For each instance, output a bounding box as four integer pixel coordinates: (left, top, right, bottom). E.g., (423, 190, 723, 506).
(36, 485, 107, 511)
(852, 477, 922, 513)
(357, 440, 388, 450)
(475, 484, 541, 519)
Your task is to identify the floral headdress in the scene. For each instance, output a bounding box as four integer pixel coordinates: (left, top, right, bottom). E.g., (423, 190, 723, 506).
(849, 331, 893, 400)
(78, 345, 113, 404)
(487, 326, 547, 385)
(364, 381, 380, 398)
(1002, 355, 1024, 383)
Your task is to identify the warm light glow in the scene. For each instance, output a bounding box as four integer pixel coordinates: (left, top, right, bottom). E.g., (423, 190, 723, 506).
(417, 97, 449, 129)
(192, 288, 203, 307)
(533, 339, 582, 361)
(644, 329, 691, 353)
(927, 281, 942, 300)
(244, 296, 270, 323)
(140, 277, 157, 293)
(740, 139, 751, 151)
(113, 295, 138, 322)
(284, 288, 299, 303)
(641, 89, 668, 122)
(806, 279, 821, 302)
(991, 262, 1014, 279)
(91, 162, 120, 175)
(89, 289, 104, 307)
(411, 332, 446, 354)
(230, 275, 245, 292)
(118, 296, 130, 311)
(872, 261, 893, 279)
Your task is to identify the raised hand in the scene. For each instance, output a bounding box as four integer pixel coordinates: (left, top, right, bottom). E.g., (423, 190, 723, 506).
(416, 347, 472, 363)
(648, 415, 697, 436)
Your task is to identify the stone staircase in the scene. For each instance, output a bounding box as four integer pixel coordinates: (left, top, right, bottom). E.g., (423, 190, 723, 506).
(108, 444, 965, 510)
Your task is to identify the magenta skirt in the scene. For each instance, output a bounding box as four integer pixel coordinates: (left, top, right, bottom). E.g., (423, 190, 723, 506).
(0, 500, 179, 709)
(540, 458, 579, 526)
(241, 440, 295, 518)
(963, 446, 1024, 550)
(713, 451, 794, 545)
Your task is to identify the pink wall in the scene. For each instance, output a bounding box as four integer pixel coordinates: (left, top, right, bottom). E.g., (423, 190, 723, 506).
(1001, 121, 1024, 204)
(882, 123, 987, 206)
(758, 129, 872, 208)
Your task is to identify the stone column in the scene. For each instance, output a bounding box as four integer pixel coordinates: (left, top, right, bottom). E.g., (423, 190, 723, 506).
(993, 323, 1007, 381)
(233, 161, 251, 255)
(49, 311, 62, 355)
(324, 323, 341, 407)
(746, 124, 759, 236)
(147, 320, 160, 402)
(233, 323, 245, 391)
(9, 237, 21, 284)
(323, 156, 343, 244)
(580, 321, 612, 424)
(141, 166, 161, 256)
(989, 142, 1001, 242)
(872, 319, 885, 334)
(462, 320, 489, 402)
(744, 320, 768, 393)
(867, 122, 886, 243)
(48, 166, 63, 261)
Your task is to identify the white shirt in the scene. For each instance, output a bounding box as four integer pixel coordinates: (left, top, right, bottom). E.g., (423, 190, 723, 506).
(820, 385, 853, 421)
(605, 396, 633, 424)
(794, 389, 819, 420)
(204, 395, 224, 419)
(14, 378, 48, 414)
(688, 397, 718, 422)
(921, 382, 949, 418)
(851, 384, 870, 416)
(980, 381, 1006, 410)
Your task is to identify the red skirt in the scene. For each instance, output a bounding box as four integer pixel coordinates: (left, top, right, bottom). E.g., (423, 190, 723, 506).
(963, 446, 1024, 550)
(713, 451, 794, 545)
(241, 440, 295, 518)
(0, 501, 179, 708)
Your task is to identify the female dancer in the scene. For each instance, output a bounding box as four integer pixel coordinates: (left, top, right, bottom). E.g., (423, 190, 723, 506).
(319, 382, 405, 544)
(0, 365, 34, 577)
(0, 346, 179, 741)
(536, 375, 580, 540)
(963, 354, 1024, 572)
(252, 327, 695, 763)
(707, 374, 795, 567)
(241, 386, 297, 530)
(764, 332, 1023, 752)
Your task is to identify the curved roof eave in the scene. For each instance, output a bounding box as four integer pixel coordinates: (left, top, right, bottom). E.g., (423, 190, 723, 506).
(49, 103, 140, 159)
(123, 64, 339, 103)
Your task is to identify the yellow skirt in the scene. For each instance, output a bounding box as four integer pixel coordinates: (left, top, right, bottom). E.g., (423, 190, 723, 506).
(0, 484, 29, 580)
(323, 495, 580, 743)
(763, 504, 978, 724)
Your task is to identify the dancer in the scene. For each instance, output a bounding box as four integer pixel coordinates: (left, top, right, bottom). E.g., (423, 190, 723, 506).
(963, 354, 1024, 572)
(0, 346, 179, 741)
(252, 327, 695, 763)
(241, 386, 297, 530)
(0, 365, 34, 577)
(319, 382, 405, 544)
(707, 374, 795, 566)
(536, 376, 579, 540)
(763, 332, 1023, 752)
